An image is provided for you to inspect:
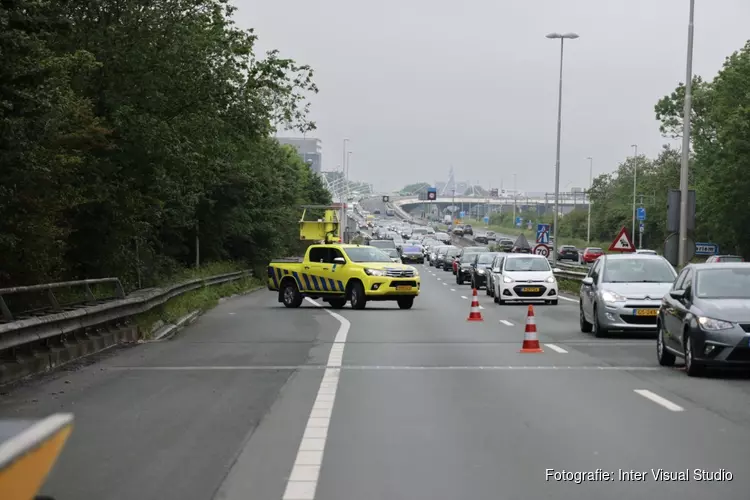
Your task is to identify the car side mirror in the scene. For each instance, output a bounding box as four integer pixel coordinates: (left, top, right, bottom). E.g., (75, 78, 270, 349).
(333, 257, 346, 265)
(581, 277, 594, 286)
(669, 289, 685, 300)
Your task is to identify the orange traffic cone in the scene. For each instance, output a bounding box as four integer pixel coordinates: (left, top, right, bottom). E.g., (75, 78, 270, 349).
(520, 305, 543, 353)
(467, 288, 484, 321)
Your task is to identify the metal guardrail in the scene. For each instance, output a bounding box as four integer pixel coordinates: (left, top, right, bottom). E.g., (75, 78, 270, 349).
(0, 271, 251, 353)
(0, 278, 126, 323)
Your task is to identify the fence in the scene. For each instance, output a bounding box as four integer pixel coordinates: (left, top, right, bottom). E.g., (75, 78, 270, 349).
(0, 270, 252, 360)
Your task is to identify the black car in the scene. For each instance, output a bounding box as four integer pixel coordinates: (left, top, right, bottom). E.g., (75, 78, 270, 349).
(456, 253, 480, 284)
(658, 263, 750, 376)
(434, 246, 457, 269)
(400, 245, 424, 264)
(470, 252, 500, 289)
(455, 247, 490, 284)
(442, 247, 461, 271)
(463, 224, 473, 236)
(557, 245, 579, 261)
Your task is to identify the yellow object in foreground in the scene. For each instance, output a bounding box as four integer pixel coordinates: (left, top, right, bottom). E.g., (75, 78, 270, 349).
(0, 413, 74, 500)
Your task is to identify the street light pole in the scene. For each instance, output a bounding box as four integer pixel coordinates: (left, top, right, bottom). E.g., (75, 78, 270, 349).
(586, 156, 593, 244)
(512, 173, 517, 227)
(340, 139, 349, 241)
(546, 32, 579, 266)
(631, 144, 638, 247)
(678, 0, 696, 266)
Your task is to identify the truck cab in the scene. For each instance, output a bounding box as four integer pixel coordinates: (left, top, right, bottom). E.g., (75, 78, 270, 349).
(267, 244, 420, 310)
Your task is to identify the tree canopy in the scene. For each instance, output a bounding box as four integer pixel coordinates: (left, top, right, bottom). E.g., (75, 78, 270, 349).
(0, 0, 330, 288)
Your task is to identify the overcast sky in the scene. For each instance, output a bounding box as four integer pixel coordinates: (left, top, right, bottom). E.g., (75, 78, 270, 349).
(236, 0, 749, 193)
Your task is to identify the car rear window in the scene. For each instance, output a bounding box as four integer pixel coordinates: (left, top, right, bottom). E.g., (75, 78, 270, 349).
(402, 246, 421, 253)
(588, 248, 603, 252)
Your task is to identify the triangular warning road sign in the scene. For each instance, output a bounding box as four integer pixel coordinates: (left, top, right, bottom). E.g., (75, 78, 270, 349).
(609, 226, 635, 252)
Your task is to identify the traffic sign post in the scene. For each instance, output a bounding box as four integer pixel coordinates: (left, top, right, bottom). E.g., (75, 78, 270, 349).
(382, 195, 390, 203)
(533, 244, 551, 257)
(608, 226, 636, 252)
(483, 216, 490, 224)
(515, 216, 522, 227)
(695, 242, 719, 256)
(637, 207, 646, 221)
(536, 224, 550, 244)
(427, 187, 437, 201)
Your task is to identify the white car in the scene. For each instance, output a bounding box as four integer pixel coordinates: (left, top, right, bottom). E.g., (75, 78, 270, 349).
(494, 254, 560, 305)
(635, 249, 657, 255)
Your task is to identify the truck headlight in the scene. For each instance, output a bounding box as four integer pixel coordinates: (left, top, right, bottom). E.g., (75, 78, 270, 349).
(364, 268, 385, 276)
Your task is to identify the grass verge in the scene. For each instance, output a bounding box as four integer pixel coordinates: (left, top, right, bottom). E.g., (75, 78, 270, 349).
(135, 274, 263, 339)
(557, 278, 582, 295)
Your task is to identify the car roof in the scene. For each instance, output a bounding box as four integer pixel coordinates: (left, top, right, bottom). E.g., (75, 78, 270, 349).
(602, 253, 665, 261)
(686, 262, 750, 270)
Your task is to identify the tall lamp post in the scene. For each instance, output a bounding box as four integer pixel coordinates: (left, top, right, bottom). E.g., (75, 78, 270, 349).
(512, 173, 517, 228)
(631, 144, 638, 246)
(341, 139, 349, 241)
(546, 32, 579, 266)
(586, 156, 593, 244)
(678, 0, 696, 266)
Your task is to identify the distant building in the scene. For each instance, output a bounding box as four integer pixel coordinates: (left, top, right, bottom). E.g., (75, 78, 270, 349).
(276, 137, 322, 173)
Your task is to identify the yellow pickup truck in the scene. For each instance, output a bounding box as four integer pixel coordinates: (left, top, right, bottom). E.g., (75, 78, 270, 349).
(267, 244, 420, 310)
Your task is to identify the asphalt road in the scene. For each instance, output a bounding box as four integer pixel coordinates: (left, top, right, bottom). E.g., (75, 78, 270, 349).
(2, 261, 750, 499)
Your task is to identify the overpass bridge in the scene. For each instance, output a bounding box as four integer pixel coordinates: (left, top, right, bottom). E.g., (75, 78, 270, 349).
(392, 192, 589, 218)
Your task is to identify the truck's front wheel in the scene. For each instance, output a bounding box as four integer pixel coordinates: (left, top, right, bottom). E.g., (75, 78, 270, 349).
(349, 282, 367, 310)
(328, 298, 346, 309)
(281, 281, 303, 308)
(397, 297, 414, 309)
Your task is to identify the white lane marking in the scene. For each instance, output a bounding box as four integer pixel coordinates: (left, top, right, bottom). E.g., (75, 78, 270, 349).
(282, 299, 350, 500)
(450, 288, 456, 292)
(110, 365, 660, 371)
(633, 389, 685, 412)
(558, 295, 579, 303)
(479, 305, 484, 309)
(460, 296, 468, 299)
(499, 320, 514, 326)
(442, 282, 447, 286)
(229, 312, 236, 315)
(437, 278, 442, 281)
(544, 343, 568, 354)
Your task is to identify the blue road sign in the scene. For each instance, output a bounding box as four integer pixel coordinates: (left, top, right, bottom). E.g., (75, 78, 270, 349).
(639, 222, 644, 233)
(695, 242, 719, 256)
(460, 211, 465, 218)
(427, 187, 437, 201)
(483, 216, 490, 224)
(536, 223, 550, 244)
(515, 216, 522, 227)
(637, 207, 646, 221)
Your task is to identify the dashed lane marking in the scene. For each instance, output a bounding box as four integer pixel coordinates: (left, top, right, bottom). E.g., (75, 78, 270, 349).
(544, 343, 568, 354)
(460, 296, 468, 300)
(281, 298, 350, 500)
(634, 389, 685, 412)
(499, 320, 514, 326)
(109, 365, 660, 371)
(450, 288, 456, 292)
(443, 283, 447, 286)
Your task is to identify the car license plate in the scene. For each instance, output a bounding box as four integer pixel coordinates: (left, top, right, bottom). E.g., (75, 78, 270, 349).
(634, 309, 658, 316)
(521, 287, 540, 292)
(396, 285, 412, 291)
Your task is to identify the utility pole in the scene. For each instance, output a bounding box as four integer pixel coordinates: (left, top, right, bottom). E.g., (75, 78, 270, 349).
(678, 0, 696, 266)
(631, 144, 638, 246)
(586, 156, 593, 244)
(512, 173, 517, 227)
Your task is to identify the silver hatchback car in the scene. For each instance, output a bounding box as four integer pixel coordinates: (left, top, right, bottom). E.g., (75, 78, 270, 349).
(579, 254, 678, 336)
